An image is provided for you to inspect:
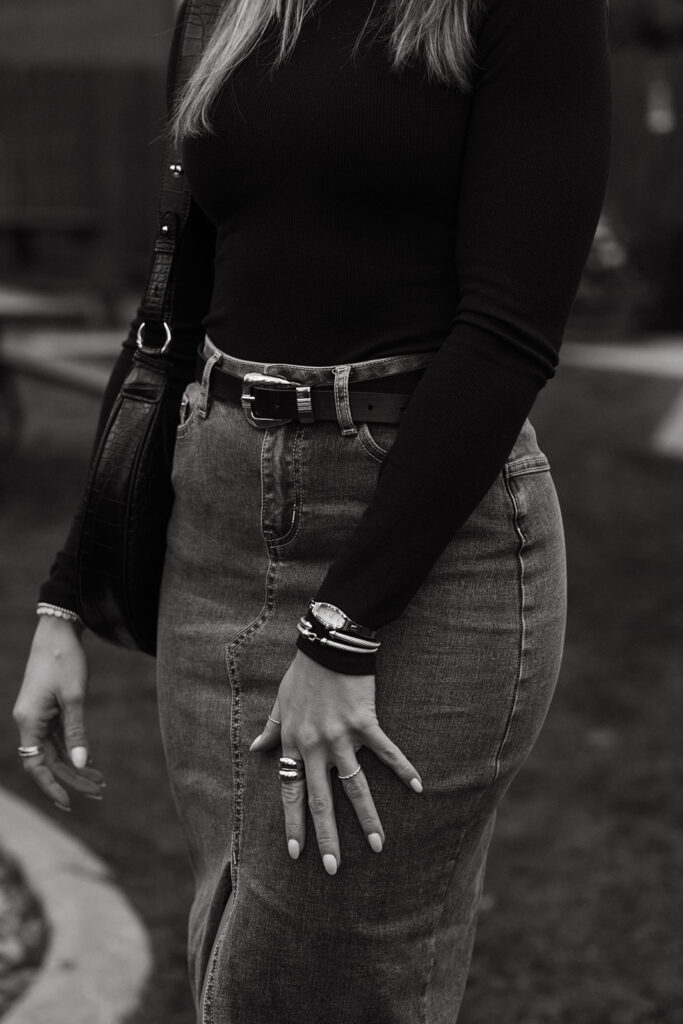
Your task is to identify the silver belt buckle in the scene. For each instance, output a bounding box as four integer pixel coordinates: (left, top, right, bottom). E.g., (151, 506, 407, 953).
(241, 372, 315, 429)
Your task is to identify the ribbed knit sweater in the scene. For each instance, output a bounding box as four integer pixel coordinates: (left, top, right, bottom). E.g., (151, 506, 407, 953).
(38, 0, 611, 673)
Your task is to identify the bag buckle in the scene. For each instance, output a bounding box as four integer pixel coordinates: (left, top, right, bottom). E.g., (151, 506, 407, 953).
(136, 321, 172, 356)
(241, 372, 314, 429)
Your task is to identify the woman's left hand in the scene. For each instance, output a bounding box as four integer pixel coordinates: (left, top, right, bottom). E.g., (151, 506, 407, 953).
(248, 649, 423, 876)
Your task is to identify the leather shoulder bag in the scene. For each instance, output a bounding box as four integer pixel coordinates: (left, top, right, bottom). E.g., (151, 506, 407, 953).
(76, 0, 224, 656)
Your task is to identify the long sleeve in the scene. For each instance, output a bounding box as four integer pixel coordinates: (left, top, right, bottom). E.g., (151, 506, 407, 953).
(299, 0, 612, 672)
(37, 5, 216, 616)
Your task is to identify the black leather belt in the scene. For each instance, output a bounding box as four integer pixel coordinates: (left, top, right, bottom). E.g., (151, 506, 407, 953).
(195, 349, 414, 427)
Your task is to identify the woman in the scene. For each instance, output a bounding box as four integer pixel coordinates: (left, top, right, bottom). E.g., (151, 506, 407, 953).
(14, 0, 611, 1019)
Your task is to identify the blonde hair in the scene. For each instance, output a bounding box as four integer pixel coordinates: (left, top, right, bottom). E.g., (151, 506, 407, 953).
(172, 0, 482, 142)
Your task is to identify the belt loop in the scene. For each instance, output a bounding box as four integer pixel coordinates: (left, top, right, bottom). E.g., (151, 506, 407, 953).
(333, 365, 357, 437)
(197, 347, 223, 418)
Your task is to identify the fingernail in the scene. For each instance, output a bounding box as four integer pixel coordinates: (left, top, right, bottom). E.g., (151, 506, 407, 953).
(85, 792, 104, 801)
(288, 839, 300, 860)
(248, 734, 262, 751)
(98, 782, 107, 789)
(323, 854, 338, 875)
(71, 746, 88, 769)
(368, 832, 383, 853)
(410, 778, 423, 793)
(54, 802, 71, 812)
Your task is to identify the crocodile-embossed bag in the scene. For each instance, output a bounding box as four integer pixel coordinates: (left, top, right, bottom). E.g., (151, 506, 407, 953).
(76, 0, 224, 655)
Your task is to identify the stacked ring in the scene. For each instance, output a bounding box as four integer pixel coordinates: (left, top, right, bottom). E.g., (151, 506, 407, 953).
(337, 764, 362, 781)
(278, 756, 305, 783)
(18, 745, 43, 758)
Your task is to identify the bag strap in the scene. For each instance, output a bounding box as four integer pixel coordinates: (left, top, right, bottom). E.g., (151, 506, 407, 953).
(136, 0, 224, 355)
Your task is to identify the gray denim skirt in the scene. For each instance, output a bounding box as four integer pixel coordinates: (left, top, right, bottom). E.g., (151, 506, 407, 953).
(156, 336, 567, 1024)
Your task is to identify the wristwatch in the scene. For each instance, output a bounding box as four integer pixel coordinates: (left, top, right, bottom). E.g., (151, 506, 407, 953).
(298, 601, 380, 654)
(308, 602, 377, 641)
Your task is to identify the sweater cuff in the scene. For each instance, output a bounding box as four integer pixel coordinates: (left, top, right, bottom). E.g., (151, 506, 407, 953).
(295, 634, 377, 676)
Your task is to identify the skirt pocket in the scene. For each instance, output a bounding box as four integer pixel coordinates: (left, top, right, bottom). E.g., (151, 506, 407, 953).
(175, 380, 203, 440)
(355, 420, 399, 465)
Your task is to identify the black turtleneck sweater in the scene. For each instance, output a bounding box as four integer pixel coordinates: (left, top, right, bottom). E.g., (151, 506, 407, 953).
(38, 0, 611, 673)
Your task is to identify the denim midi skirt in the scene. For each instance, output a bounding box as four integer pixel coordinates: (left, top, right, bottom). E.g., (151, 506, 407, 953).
(156, 337, 567, 1024)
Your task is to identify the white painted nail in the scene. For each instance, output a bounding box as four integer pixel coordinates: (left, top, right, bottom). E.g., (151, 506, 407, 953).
(410, 778, 423, 793)
(288, 839, 300, 860)
(368, 832, 383, 853)
(71, 746, 88, 769)
(323, 854, 338, 875)
(248, 734, 262, 751)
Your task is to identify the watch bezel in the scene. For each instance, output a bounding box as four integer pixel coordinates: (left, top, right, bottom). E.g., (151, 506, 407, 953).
(310, 601, 348, 630)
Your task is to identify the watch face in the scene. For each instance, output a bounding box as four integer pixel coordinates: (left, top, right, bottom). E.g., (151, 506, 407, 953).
(313, 603, 346, 629)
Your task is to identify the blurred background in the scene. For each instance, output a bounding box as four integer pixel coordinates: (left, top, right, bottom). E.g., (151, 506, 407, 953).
(0, 2, 682, 1023)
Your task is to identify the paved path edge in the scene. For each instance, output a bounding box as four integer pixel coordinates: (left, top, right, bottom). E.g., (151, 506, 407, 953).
(0, 784, 152, 1024)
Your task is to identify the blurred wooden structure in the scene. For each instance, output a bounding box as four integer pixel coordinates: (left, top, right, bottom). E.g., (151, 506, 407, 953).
(0, 1, 176, 295)
(0, 66, 167, 293)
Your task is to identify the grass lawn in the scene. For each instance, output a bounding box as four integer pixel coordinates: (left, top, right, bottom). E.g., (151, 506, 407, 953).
(0, 357, 681, 1023)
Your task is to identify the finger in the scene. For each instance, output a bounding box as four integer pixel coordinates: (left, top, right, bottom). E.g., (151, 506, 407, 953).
(76, 765, 106, 785)
(18, 737, 71, 809)
(305, 752, 341, 875)
(335, 754, 384, 853)
(59, 692, 89, 768)
(48, 724, 105, 786)
(50, 759, 104, 799)
(248, 698, 282, 751)
(362, 723, 423, 793)
(48, 726, 105, 798)
(31, 763, 72, 809)
(279, 746, 306, 861)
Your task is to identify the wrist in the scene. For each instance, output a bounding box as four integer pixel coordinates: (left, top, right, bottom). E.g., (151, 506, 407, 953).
(295, 600, 380, 675)
(298, 600, 379, 653)
(295, 633, 378, 675)
(35, 603, 84, 639)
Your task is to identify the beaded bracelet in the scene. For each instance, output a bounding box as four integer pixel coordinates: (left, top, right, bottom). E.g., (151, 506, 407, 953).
(36, 602, 84, 628)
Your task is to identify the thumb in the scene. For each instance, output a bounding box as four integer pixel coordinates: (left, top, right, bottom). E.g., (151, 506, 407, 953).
(249, 704, 282, 752)
(62, 693, 88, 768)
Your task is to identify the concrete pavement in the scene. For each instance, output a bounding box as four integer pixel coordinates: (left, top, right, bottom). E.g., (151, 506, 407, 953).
(0, 785, 152, 1024)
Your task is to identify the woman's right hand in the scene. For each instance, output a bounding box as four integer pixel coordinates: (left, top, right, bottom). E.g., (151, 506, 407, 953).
(12, 616, 106, 811)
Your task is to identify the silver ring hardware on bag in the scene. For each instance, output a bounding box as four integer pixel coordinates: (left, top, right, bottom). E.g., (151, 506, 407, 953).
(136, 321, 173, 357)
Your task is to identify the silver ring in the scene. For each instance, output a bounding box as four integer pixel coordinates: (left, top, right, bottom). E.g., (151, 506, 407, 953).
(18, 745, 43, 758)
(337, 764, 362, 781)
(268, 713, 281, 725)
(279, 755, 305, 783)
